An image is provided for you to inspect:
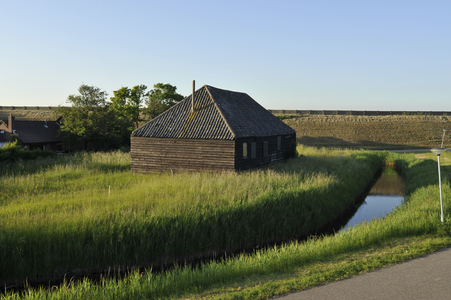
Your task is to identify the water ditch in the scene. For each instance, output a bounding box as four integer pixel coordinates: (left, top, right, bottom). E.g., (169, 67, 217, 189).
(339, 168, 404, 232)
(314, 166, 405, 236)
(3, 166, 405, 295)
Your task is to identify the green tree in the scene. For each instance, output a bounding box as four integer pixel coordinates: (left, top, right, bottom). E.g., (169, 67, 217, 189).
(58, 84, 124, 150)
(8, 133, 20, 144)
(109, 87, 130, 122)
(109, 87, 134, 141)
(129, 85, 147, 128)
(58, 83, 183, 151)
(67, 84, 107, 108)
(143, 83, 184, 118)
(110, 85, 147, 129)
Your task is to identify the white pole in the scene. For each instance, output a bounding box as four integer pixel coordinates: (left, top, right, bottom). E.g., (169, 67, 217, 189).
(438, 155, 444, 223)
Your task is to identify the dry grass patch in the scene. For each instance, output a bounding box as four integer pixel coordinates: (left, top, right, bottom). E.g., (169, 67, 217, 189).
(0, 109, 58, 121)
(283, 115, 450, 149)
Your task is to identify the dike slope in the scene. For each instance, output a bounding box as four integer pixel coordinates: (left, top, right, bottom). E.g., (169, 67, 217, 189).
(283, 114, 450, 149)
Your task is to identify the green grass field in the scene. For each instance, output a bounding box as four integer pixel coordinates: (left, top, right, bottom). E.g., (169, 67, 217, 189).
(0, 146, 381, 287)
(2, 147, 451, 299)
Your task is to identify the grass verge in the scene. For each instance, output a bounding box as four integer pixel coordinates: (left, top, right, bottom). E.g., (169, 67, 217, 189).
(192, 236, 451, 300)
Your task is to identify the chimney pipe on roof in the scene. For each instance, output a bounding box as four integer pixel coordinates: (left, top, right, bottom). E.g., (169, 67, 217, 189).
(8, 114, 14, 133)
(192, 80, 195, 113)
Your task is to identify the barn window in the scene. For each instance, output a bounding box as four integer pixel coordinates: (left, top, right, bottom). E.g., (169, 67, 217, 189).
(263, 141, 268, 157)
(277, 136, 281, 151)
(243, 142, 248, 159)
(251, 142, 256, 159)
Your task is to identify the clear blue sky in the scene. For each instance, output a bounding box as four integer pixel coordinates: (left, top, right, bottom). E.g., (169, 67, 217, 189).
(1, 0, 450, 110)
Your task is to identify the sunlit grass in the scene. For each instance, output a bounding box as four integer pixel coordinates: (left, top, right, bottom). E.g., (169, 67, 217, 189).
(414, 151, 451, 166)
(3, 148, 451, 299)
(0, 146, 382, 285)
(19, 151, 449, 300)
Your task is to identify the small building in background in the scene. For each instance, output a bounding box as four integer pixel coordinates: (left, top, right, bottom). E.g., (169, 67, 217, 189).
(131, 85, 296, 173)
(0, 114, 64, 152)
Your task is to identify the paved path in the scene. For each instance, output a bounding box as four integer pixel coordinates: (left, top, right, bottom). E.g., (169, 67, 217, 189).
(275, 247, 451, 300)
(386, 148, 450, 153)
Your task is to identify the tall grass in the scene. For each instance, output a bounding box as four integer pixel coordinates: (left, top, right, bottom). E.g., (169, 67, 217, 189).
(0, 147, 382, 284)
(3, 149, 451, 299)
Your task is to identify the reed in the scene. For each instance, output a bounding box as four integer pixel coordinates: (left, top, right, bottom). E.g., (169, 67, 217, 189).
(0, 147, 381, 285)
(3, 150, 451, 299)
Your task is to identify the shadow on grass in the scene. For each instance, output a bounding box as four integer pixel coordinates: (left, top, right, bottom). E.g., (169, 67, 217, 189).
(0, 154, 383, 293)
(395, 157, 451, 195)
(0, 155, 130, 178)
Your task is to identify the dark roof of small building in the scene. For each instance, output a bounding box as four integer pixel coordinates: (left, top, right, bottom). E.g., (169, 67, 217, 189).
(13, 120, 61, 144)
(132, 85, 295, 140)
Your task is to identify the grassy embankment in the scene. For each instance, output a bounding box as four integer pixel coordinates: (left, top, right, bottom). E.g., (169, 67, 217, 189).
(2, 146, 451, 299)
(283, 114, 450, 149)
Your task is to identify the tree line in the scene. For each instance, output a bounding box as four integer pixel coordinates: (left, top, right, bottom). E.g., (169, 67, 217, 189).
(57, 83, 184, 151)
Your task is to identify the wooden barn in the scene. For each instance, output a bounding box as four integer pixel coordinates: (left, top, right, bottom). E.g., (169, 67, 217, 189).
(131, 85, 296, 173)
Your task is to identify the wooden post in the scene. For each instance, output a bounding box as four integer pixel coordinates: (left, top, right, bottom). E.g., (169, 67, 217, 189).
(192, 80, 195, 112)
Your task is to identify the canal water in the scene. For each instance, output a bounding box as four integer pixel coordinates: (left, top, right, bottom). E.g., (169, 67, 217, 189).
(340, 168, 405, 232)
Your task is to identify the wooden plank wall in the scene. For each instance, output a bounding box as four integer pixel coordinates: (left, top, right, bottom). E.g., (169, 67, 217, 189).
(234, 133, 296, 170)
(131, 137, 236, 173)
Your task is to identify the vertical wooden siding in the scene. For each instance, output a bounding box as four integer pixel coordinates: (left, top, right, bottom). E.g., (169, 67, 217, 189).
(234, 134, 296, 171)
(131, 137, 236, 173)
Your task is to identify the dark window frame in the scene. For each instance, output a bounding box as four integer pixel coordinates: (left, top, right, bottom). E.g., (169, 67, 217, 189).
(251, 142, 256, 159)
(243, 142, 248, 159)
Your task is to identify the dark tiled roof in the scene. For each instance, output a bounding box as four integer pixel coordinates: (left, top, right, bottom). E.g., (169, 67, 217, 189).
(14, 121, 61, 144)
(132, 85, 295, 140)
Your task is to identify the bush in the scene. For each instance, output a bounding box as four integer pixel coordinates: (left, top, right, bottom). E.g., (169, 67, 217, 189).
(0, 141, 55, 162)
(276, 115, 294, 120)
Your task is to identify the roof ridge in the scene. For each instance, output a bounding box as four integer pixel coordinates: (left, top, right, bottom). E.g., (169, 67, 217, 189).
(205, 86, 236, 139)
(205, 85, 248, 96)
(147, 84, 212, 122)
